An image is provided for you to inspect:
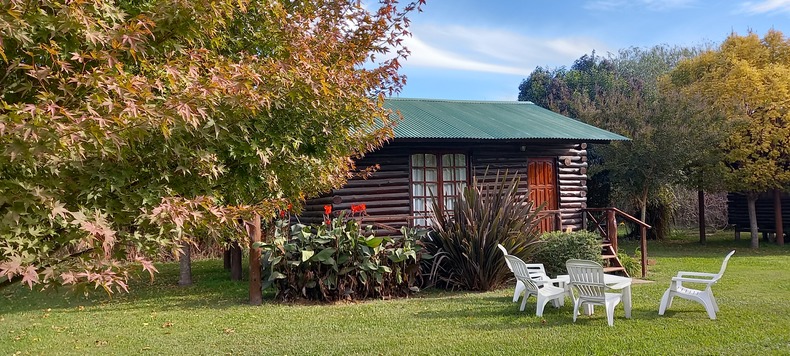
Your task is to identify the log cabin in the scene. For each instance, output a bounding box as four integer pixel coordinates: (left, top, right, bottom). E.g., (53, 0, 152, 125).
(301, 98, 629, 235)
(728, 191, 789, 241)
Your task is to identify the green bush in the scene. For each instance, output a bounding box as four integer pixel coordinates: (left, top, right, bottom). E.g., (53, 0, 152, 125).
(532, 230, 602, 277)
(255, 214, 430, 302)
(424, 171, 543, 291)
(618, 249, 642, 277)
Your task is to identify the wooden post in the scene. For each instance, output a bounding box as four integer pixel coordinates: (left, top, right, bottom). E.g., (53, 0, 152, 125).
(249, 214, 263, 305)
(776, 189, 784, 246)
(607, 209, 618, 252)
(640, 226, 647, 278)
(698, 189, 706, 245)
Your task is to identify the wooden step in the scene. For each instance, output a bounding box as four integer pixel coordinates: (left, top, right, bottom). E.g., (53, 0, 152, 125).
(603, 266, 625, 273)
(602, 254, 617, 260)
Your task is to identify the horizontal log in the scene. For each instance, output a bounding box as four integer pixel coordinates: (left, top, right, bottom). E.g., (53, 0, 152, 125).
(560, 190, 587, 197)
(561, 223, 584, 231)
(336, 192, 409, 202)
(559, 180, 584, 186)
(334, 186, 408, 195)
(304, 195, 343, 205)
(560, 202, 587, 208)
(343, 177, 410, 188)
(334, 199, 410, 210)
(558, 174, 588, 180)
(561, 161, 589, 168)
(558, 167, 582, 174)
(560, 196, 587, 203)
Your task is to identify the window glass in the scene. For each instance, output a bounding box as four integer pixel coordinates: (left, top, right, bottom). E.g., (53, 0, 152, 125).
(411, 153, 467, 227)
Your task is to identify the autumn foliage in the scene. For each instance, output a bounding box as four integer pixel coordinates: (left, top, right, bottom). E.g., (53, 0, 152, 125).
(0, 0, 422, 292)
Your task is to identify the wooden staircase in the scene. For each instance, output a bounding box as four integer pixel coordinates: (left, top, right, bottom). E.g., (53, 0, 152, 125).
(601, 242, 626, 275)
(583, 208, 651, 278)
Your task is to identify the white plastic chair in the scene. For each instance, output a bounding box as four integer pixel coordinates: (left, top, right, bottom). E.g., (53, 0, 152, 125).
(566, 259, 629, 326)
(503, 254, 567, 316)
(658, 250, 735, 320)
(497, 244, 554, 303)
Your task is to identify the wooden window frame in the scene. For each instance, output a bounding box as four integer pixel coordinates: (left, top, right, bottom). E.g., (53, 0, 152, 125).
(409, 152, 470, 227)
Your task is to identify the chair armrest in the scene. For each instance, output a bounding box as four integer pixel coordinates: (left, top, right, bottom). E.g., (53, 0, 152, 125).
(677, 271, 717, 278)
(671, 276, 716, 284)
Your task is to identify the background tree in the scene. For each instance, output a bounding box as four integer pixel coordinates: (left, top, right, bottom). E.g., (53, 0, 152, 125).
(0, 0, 422, 295)
(519, 45, 706, 238)
(668, 30, 790, 248)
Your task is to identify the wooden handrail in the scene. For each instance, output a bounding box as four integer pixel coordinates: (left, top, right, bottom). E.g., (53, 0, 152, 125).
(583, 207, 652, 279)
(584, 207, 651, 229)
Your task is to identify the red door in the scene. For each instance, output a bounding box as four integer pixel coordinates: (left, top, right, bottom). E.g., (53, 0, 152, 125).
(528, 158, 558, 232)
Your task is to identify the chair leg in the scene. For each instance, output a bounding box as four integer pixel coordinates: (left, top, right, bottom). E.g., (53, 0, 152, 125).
(699, 296, 717, 320)
(658, 289, 672, 315)
(513, 281, 525, 303)
(572, 298, 581, 323)
(520, 293, 529, 312)
(536, 295, 549, 317)
(707, 288, 719, 312)
(606, 305, 615, 327)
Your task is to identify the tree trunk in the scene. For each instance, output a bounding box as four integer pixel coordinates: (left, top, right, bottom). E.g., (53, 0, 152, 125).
(178, 243, 193, 286)
(223, 246, 231, 270)
(230, 241, 243, 280)
(776, 189, 784, 246)
(747, 192, 759, 249)
(249, 214, 263, 306)
(698, 189, 706, 245)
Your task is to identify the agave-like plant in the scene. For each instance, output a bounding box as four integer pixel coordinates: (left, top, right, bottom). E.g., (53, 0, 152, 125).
(424, 170, 544, 291)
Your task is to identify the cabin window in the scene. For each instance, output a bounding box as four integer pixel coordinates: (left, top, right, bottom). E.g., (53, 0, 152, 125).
(410, 153, 468, 226)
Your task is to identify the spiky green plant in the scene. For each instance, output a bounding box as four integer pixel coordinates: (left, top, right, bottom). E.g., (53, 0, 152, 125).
(424, 171, 543, 291)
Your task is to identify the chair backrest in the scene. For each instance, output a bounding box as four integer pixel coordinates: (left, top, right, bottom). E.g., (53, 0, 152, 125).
(504, 255, 541, 293)
(566, 259, 607, 298)
(712, 250, 736, 282)
(498, 244, 549, 281)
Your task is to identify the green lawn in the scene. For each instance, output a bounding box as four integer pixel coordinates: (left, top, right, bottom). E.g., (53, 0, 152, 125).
(2, 230, 790, 355)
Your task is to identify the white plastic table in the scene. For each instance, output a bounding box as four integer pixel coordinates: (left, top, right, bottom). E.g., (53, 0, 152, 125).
(555, 274, 632, 318)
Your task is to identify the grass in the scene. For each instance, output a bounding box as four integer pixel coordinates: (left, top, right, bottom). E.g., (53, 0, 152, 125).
(2, 230, 790, 355)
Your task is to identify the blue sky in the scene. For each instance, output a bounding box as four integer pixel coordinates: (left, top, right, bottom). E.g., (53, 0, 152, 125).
(393, 0, 790, 101)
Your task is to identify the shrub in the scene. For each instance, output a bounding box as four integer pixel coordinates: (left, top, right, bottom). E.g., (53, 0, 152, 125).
(256, 213, 430, 302)
(424, 171, 543, 291)
(617, 249, 642, 277)
(532, 230, 602, 277)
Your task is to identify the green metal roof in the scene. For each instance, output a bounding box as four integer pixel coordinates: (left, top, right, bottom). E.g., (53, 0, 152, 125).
(385, 98, 629, 142)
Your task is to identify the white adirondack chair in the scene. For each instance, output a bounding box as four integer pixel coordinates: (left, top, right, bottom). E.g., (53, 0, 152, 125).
(658, 250, 735, 320)
(566, 259, 629, 326)
(497, 244, 554, 303)
(502, 254, 566, 316)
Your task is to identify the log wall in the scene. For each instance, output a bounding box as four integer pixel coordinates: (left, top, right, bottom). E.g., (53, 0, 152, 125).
(302, 140, 589, 235)
(727, 192, 790, 234)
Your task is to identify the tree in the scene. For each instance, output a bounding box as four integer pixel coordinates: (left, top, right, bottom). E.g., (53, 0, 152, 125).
(519, 46, 705, 235)
(668, 30, 790, 248)
(0, 0, 423, 294)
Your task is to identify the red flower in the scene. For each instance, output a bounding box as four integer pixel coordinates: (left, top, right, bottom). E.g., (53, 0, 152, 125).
(287, 203, 293, 211)
(325, 219, 331, 226)
(279, 210, 286, 218)
(351, 204, 367, 213)
(324, 205, 332, 215)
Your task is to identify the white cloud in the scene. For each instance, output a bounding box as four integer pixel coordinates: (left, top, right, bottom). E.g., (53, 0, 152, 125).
(585, 0, 697, 11)
(738, 0, 790, 14)
(401, 25, 611, 76)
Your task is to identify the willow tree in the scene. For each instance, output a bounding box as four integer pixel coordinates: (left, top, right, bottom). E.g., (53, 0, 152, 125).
(668, 30, 790, 248)
(0, 0, 422, 296)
